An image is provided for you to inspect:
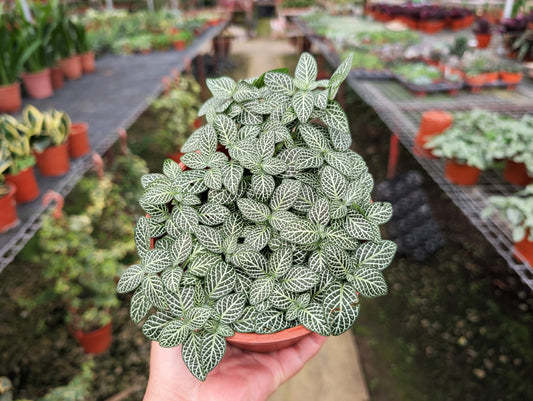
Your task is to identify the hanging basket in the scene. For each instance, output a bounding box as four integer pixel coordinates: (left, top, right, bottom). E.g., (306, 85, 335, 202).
(5, 166, 40, 203)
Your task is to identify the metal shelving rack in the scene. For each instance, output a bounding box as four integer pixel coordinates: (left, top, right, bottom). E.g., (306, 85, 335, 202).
(0, 22, 227, 273)
(294, 18, 533, 291)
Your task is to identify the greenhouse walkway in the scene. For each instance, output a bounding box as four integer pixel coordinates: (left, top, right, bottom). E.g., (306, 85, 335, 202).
(229, 33, 370, 401)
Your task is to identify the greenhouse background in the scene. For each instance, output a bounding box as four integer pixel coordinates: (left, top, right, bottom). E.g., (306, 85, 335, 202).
(0, 0, 532, 400)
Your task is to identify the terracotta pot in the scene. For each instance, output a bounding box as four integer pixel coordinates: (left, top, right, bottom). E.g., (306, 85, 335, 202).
(34, 142, 70, 177)
(0, 183, 19, 233)
(476, 33, 491, 48)
(59, 55, 83, 80)
(482, 71, 499, 84)
(413, 110, 453, 158)
(503, 160, 533, 186)
(51, 67, 64, 90)
(226, 325, 312, 352)
(166, 151, 188, 171)
(444, 159, 481, 185)
(424, 20, 445, 34)
(193, 117, 203, 129)
(81, 51, 95, 74)
(465, 74, 486, 93)
(5, 166, 40, 203)
(173, 40, 186, 51)
(0, 81, 22, 113)
(514, 229, 533, 267)
(500, 71, 523, 86)
(69, 122, 91, 158)
(72, 321, 112, 354)
(20, 69, 53, 99)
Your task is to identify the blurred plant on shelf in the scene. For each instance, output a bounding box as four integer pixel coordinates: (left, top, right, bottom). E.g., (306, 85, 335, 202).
(150, 73, 202, 152)
(0, 141, 12, 197)
(392, 62, 442, 85)
(0, 115, 36, 176)
(22, 105, 71, 152)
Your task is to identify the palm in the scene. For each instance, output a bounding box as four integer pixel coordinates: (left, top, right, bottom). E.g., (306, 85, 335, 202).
(144, 333, 327, 401)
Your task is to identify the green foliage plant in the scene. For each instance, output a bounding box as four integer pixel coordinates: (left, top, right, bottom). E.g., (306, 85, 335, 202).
(117, 52, 397, 380)
(461, 50, 499, 76)
(0, 114, 36, 175)
(393, 62, 442, 85)
(0, 140, 13, 197)
(150, 74, 202, 151)
(22, 105, 71, 152)
(483, 184, 533, 243)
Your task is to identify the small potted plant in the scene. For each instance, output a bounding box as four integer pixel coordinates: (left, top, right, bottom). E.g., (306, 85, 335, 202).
(461, 51, 499, 90)
(117, 53, 397, 380)
(499, 62, 523, 88)
(171, 30, 193, 51)
(73, 20, 95, 74)
(24, 105, 72, 177)
(0, 142, 18, 233)
(482, 184, 533, 267)
(424, 110, 492, 185)
(473, 17, 492, 48)
(1, 115, 40, 203)
(57, 3, 83, 80)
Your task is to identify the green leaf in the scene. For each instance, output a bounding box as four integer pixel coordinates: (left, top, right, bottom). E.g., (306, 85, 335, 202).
(293, 183, 318, 212)
(181, 152, 208, 170)
(193, 227, 223, 256)
(352, 267, 388, 297)
(204, 167, 222, 190)
(299, 123, 331, 152)
(309, 198, 330, 226)
(143, 274, 167, 310)
(270, 210, 299, 231)
(323, 282, 359, 335)
(308, 249, 327, 272)
(322, 101, 350, 134)
(270, 180, 301, 211)
(243, 225, 271, 251)
(249, 276, 276, 305)
(163, 158, 184, 181)
(198, 203, 230, 226)
(282, 219, 320, 245)
(264, 71, 295, 95)
(324, 226, 359, 250)
(257, 131, 275, 160)
(171, 205, 199, 233)
(185, 306, 212, 329)
(295, 148, 323, 170)
(261, 157, 288, 176)
(213, 114, 238, 146)
(207, 76, 236, 99)
(233, 81, 260, 102)
(297, 302, 330, 336)
(314, 90, 329, 109)
(166, 286, 194, 316)
(130, 289, 151, 324)
(142, 311, 173, 340)
(353, 240, 397, 270)
(205, 262, 236, 299)
(237, 198, 271, 222)
(324, 151, 353, 177)
(161, 267, 183, 293)
(254, 67, 289, 87)
(117, 264, 145, 293)
(134, 217, 151, 260)
(282, 265, 319, 292)
(188, 253, 221, 277)
(321, 165, 347, 200)
(323, 244, 352, 279)
(228, 139, 256, 161)
(182, 331, 206, 381)
(215, 293, 246, 324)
(233, 250, 268, 278)
(232, 306, 257, 333)
(345, 213, 381, 241)
(141, 173, 166, 189)
(268, 247, 293, 278)
(143, 248, 173, 274)
(255, 309, 287, 334)
(295, 52, 318, 88)
(221, 213, 245, 237)
(365, 202, 393, 225)
(292, 90, 314, 122)
(221, 162, 244, 194)
(201, 332, 226, 374)
(141, 179, 174, 205)
(329, 128, 352, 151)
(251, 173, 276, 202)
(169, 233, 193, 265)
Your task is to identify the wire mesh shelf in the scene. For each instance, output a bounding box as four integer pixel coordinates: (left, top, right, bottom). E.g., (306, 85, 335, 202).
(0, 22, 228, 273)
(295, 18, 533, 292)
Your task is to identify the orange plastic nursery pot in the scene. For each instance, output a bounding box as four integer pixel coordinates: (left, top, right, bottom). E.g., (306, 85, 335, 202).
(34, 142, 70, 177)
(482, 71, 499, 84)
(476, 33, 491, 48)
(173, 40, 186, 51)
(59, 55, 83, 80)
(21, 69, 53, 99)
(514, 230, 533, 267)
(444, 159, 481, 185)
(0, 82, 22, 113)
(72, 322, 112, 354)
(226, 325, 312, 352)
(503, 160, 533, 186)
(413, 110, 453, 158)
(500, 71, 523, 88)
(0, 183, 19, 233)
(69, 122, 91, 158)
(81, 51, 95, 74)
(5, 166, 40, 203)
(51, 66, 64, 90)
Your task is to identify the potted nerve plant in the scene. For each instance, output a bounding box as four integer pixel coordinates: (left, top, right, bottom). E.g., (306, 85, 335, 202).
(0, 142, 18, 233)
(117, 52, 397, 380)
(24, 105, 72, 177)
(0, 7, 39, 112)
(1, 115, 40, 203)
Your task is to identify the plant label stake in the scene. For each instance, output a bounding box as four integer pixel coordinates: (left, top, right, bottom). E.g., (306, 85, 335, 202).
(118, 128, 128, 155)
(42, 190, 64, 219)
(92, 152, 104, 180)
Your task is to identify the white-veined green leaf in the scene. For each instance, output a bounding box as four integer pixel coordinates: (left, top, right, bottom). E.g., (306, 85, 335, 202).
(142, 311, 173, 340)
(297, 302, 330, 336)
(117, 264, 145, 293)
(143, 248, 173, 274)
(185, 306, 212, 329)
(264, 72, 295, 95)
(188, 253, 221, 277)
(345, 213, 381, 241)
(142, 274, 167, 310)
(130, 289, 151, 324)
(261, 157, 288, 176)
(365, 202, 393, 225)
(251, 173, 276, 202)
(181, 152, 208, 170)
(269, 210, 299, 231)
(329, 128, 352, 151)
(270, 180, 301, 211)
(255, 309, 287, 334)
(198, 203, 230, 226)
(353, 240, 397, 270)
(295, 52, 318, 88)
(228, 139, 256, 161)
(134, 218, 154, 260)
(323, 243, 352, 279)
(308, 249, 327, 272)
(141, 173, 166, 189)
(258, 131, 275, 159)
(243, 224, 271, 251)
(201, 332, 226, 374)
(141, 179, 174, 205)
(323, 282, 359, 335)
(324, 226, 359, 250)
(169, 232, 193, 265)
(232, 306, 257, 333)
(171, 205, 199, 233)
(282, 265, 319, 292)
(195, 225, 224, 254)
(221, 213, 244, 237)
(221, 162, 244, 194)
(322, 101, 349, 134)
(321, 165, 347, 200)
(166, 286, 195, 316)
(249, 276, 276, 305)
(299, 123, 331, 152)
(182, 331, 206, 381)
(308, 198, 330, 226)
(293, 183, 318, 212)
(206, 76, 236, 99)
(314, 89, 329, 109)
(237, 198, 271, 222)
(233, 81, 260, 102)
(215, 293, 246, 324)
(324, 151, 353, 177)
(233, 250, 268, 278)
(292, 90, 314, 123)
(352, 267, 387, 298)
(204, 167, 222, 190)
(294, 147, 323, 170)
(163, 158, 184, 181)
(205, 262, 236, 299)
(282, 219, 319, 245)
(267, 247, 293, 277)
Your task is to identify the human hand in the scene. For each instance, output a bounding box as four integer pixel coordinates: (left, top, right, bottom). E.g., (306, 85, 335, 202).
(143, 333, 327, 401)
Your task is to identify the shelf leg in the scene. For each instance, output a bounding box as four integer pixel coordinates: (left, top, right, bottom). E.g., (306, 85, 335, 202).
(387, 133, 400, 179)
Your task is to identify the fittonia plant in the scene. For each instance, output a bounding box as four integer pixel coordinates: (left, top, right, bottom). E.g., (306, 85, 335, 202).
(117, 53, 396, 380)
